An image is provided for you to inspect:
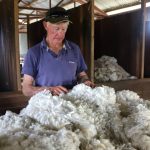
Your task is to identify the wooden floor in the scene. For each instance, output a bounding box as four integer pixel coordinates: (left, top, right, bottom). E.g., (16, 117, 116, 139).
(0, 78, 150, 115)
(97, 78, 150, 100)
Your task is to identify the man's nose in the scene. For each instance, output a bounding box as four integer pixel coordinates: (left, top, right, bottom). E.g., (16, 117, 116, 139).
(57, 30, 66, 36)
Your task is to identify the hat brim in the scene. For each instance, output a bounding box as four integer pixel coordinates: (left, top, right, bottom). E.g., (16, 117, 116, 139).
(46, 17, 72, 24)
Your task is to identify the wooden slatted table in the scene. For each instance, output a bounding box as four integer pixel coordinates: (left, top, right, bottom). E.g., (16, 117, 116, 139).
(96, 78, 150, 100)
(0, 91, 29, 115)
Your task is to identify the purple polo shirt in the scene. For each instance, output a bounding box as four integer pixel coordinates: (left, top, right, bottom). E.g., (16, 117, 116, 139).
(22, 38, 87, 89)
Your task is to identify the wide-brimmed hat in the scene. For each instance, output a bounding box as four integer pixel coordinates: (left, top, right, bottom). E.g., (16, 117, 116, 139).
(45, 7, 72, 23)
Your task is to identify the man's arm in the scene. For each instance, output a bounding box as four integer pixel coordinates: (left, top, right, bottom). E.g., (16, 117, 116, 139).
(22, 74, 48, 97)
(77, 71, 95, 88)
(22, 74, 68, 97)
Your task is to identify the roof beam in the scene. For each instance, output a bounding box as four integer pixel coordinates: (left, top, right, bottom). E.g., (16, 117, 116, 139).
(75, 0, 107, 16)
(56, 0, 64, 7)
(19, 13, 44, 17)
(19, 6, 48, 11)
(60, 0, 75, 7)
(21, 0, 38, 7)
(94, 5, 107, 17)
(61, 0, 107, 17)
(75, 0, 87, 5)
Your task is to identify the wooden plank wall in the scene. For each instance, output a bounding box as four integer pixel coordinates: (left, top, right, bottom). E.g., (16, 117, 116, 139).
(145, 21, 150, 77)
(66, 2, 94, 79)
(27, 19, 46, 48)
(0, 0, 20, 91)
(144, 7, 150, 77)
(94, 10, 142, 78)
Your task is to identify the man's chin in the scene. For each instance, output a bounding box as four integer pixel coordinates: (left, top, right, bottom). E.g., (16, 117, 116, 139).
(54, 40, 63, 44)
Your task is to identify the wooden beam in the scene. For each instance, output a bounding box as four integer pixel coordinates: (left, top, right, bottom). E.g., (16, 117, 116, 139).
(21, 1, 29, 5)
(21, 0, 38, 7)
(19, 13, 44, 17)
(75, 0, 87, 5)
(49, 0, 51, 8)
(94, 13, 105, 20)
(19, 16, 43, 19)
(61, 1, 75, 7)
(56, 0, 64, 7)
(89, 0, 94, 81)
(27, 15, 30, 25)
(91, 0, 95, 82)
(19, 6, 48, 11)
(14, 0, 21, 91)
(94, 5, 107, 16)
(76, 0, 107, 16)
(0, 0, 21, 90)
(61, 0, 107, 17)
(59, 0, 84, 9)
(140, 0, 146, 78)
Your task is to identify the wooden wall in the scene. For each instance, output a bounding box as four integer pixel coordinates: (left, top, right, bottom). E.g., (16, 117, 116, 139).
(0, 0, 20, 91)
(145, 21, 150, 77)
(66, 3, 94, 79)
(27, 20, 46, 48)
(94, 10, 142, 77)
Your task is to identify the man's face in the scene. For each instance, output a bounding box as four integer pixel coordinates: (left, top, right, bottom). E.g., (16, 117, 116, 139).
(44, 22, 69, 45)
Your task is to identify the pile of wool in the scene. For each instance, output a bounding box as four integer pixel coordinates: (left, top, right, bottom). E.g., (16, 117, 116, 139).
(94, 55, 137, 82)
(1, 84, 150, 150)
(0, 111, 80, 150)
(62, 84, 126, 141)
(21, 90, 97, 140)
(21, 84, 131, 149)
(116, 90, 150, 150)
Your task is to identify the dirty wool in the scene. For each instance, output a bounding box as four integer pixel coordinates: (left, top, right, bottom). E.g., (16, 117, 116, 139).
(94, 55, 137, 82)
(0, 84, 150, 150)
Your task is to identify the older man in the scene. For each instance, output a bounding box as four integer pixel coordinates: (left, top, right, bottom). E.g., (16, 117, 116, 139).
(22, 6, 94, 97)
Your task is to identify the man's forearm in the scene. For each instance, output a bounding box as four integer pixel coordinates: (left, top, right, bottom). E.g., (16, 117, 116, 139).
(22, 85, 48, 97)
(77, 71, 95, 88)
(78, 74, 89, 83)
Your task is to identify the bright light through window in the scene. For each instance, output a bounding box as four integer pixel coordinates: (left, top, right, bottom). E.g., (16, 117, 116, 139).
(107, 2, 150, 16)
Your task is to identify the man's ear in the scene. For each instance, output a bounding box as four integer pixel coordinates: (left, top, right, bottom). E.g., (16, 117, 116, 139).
(43, 21, 48, 30)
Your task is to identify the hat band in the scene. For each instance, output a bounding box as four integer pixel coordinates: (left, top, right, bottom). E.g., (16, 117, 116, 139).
(50, 14, 69, 19)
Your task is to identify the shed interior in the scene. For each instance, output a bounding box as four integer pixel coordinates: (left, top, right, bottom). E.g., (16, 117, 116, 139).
(0, 0, 150, 114)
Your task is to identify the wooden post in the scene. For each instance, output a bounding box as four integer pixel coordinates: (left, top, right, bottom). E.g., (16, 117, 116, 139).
(27, 15, 30, 48)
(140, 0, 146, 78)
(74, 0, 76, 8)
(15, 0, 21, 90)
(90, 0, 94, 82)
(49, 0, 51, 8)
(0, 0, 21, 91)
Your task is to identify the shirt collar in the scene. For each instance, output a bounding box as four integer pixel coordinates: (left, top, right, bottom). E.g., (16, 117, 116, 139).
(41, 38, 71, 52)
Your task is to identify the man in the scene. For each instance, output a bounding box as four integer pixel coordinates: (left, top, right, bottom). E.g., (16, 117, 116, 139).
(22, 6, 94, 97)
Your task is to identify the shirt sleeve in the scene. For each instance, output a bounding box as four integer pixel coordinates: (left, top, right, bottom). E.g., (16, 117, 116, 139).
(76, 45, 87, 74)
(22, 48, 38, 78)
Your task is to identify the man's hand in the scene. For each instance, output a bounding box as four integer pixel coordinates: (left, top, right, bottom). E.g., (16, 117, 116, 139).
(83, 80, 95, 88)
(22, 74, 69, 97)
(78, 71, 95, 88)
(49, 86, 69, 96)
